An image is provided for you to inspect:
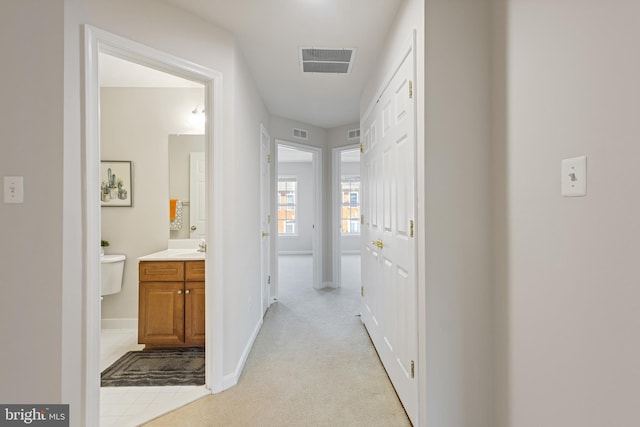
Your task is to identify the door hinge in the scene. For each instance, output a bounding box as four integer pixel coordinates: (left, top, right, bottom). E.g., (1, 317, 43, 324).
(360, 143, 364, 153)
(266, 154, 271, 163)
(409, 80, 413, 99)
(361, 286, 364, 297)
(361, 214, 364, 224)
(267, 215, 271, 224)
(411, 360, 415, 378)
(268, 275, 271, 284)
(409, 220, 414, 238)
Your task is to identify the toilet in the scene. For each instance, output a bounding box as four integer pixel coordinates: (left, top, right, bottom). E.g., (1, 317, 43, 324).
(101, 254, 126, 296)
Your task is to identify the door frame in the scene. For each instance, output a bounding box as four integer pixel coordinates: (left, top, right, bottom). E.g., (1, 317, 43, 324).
(260, 124, 275, 311)
(274, 139, 323, 291)
(331, 144, 361, 288)
(83, 25, 225, 425)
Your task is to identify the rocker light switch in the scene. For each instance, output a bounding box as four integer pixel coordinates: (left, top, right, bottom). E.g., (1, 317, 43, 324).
(561, 156, 587, 197)
(4, 176, 24, 204)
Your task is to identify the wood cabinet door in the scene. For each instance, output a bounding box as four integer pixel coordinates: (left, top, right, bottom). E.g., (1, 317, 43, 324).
(185, 281, 206, 345)
(138, 282, 185, 345)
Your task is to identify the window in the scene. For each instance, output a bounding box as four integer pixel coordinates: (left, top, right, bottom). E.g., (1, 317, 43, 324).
(341, 178, 360, 234)
(278, 178, 297, 235)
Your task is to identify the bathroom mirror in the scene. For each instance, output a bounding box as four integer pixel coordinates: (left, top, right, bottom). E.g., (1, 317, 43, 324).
(168, 134, 205, 239)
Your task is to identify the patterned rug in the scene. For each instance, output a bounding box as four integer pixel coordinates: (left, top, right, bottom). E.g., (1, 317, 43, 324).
(101, 348, 205, 387)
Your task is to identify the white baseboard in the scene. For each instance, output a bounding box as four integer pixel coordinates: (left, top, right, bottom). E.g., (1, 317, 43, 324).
(101, 318, 137, 329)
(316, 281, 337, 289)
(222, 315, 263, 390)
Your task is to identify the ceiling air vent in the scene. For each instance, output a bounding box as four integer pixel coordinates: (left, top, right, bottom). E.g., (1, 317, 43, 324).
(293, 128, 308, 140)
(348, 129, 361, 140)
(299, 48, 357, 74)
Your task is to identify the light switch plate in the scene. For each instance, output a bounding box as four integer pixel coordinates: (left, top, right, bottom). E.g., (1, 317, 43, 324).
(561, 156, 587, 197)
(4, 176, 24, 204)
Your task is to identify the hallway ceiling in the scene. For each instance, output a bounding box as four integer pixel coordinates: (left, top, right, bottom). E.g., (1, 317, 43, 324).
(163, 0, 403, 129)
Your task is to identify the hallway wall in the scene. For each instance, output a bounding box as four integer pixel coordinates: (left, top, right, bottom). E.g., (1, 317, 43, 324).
(502, 1, 640, 426)
(0, 0, 65, 404)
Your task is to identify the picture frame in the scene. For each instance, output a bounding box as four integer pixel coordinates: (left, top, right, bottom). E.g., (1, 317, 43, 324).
(100, 161, 133, 207)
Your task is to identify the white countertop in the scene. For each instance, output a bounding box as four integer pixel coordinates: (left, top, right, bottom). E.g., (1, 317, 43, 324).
(138, 248, 205, 261)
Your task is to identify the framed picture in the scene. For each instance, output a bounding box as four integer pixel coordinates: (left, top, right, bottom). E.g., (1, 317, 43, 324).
(101, 161, 133, 207)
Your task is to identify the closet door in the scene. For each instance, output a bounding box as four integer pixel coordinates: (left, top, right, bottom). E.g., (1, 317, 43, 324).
(360, 45, 418, 424)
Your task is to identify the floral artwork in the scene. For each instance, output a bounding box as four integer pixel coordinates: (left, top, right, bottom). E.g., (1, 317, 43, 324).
(101, 161, 132, 207)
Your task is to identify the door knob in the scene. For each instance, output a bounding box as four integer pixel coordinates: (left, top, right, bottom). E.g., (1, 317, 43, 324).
(191, 225, 197, 231)
(372, 240, 383, 249)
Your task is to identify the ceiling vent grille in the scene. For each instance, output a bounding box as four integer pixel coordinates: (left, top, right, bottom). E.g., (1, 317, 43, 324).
(293, 128, 308, 140)
(299, 48, 357, 74)
(348, 129, 361, 140)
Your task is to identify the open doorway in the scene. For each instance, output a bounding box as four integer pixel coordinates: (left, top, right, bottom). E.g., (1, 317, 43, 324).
(332, 145, 362, 291)
(275, 141, 322, 299)
(84, 26, 224, 426)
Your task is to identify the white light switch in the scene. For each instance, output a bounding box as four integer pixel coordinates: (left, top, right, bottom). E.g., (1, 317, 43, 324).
(4, 176, 24, 204)
(561, 156, 587, 197)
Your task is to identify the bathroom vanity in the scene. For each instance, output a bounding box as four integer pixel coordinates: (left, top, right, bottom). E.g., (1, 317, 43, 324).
(137, 250, 205, 349)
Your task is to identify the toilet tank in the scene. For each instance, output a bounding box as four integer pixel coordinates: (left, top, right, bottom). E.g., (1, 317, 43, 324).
(101, 254, 126, 296)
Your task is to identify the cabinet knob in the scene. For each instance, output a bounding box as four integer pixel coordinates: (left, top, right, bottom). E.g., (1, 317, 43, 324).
(191, 225, 197, 231)
(185, 289, 191, 294)
(177, 290, 182, 294)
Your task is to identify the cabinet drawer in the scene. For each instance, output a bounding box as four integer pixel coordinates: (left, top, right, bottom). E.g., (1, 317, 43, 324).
(139, 261, 185, 281)
(185, 261, 205, 281)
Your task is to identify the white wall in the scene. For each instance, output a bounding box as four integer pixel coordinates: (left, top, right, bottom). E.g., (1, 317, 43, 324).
(423, 1, 493, 424)
(278, 161, 314, 254)
(225, 47, 271, 376)
(100, 87, 204, 322)
(0, 0, 64, 403)
(503, 1, 640, 426)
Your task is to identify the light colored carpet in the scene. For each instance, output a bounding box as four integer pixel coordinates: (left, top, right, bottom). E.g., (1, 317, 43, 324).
(144, 255, 411, 427)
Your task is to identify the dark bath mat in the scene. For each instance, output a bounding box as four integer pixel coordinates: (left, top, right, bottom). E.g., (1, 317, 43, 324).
(101, 348, 205, 387)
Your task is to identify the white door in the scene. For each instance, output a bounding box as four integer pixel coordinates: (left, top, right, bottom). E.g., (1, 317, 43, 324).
(190, 152, 206, 239)
(361, 47, 418, 424)
(260, 125, 272, 314)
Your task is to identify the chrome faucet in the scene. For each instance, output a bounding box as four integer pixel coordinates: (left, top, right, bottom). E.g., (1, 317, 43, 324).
(197, 239, 207, 252)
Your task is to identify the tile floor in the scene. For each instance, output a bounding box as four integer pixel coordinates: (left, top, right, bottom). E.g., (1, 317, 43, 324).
(100, 328, 209, 427)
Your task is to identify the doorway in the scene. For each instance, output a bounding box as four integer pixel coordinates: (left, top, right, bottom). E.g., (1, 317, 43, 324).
(332, 145, 362, 290)
(84, 26, 224, 426)
(275, 141, 323, 298)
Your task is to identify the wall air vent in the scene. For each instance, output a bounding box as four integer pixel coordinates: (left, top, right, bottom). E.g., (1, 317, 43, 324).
(299, 47, 357, 74)
(293, 128, 308, 140)
(348, 129, 361, 140)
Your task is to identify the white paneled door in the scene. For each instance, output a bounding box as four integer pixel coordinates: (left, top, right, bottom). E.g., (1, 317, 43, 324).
(361, 44, 417, 424)
(260, 125, 272, 314)
(190, 152, 206, 239)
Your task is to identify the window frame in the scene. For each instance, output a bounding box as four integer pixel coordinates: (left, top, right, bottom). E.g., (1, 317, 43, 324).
(340, 176, 361, 235)
(277, 177, 298, 236)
